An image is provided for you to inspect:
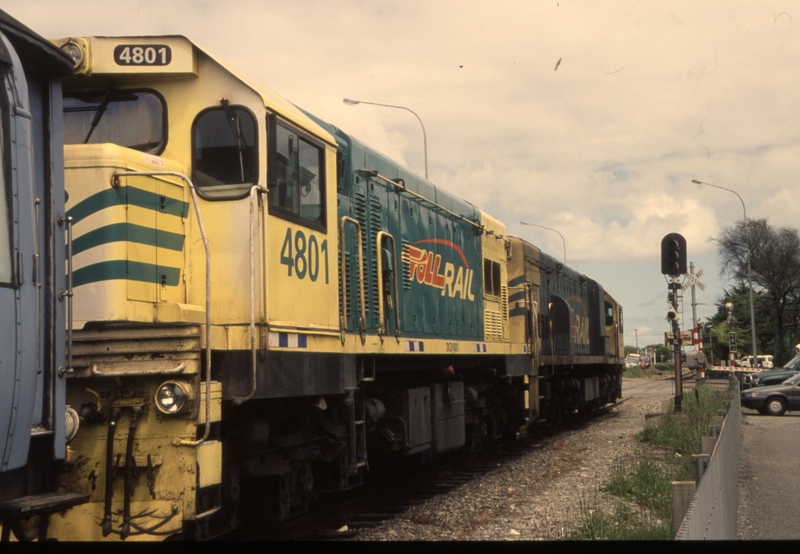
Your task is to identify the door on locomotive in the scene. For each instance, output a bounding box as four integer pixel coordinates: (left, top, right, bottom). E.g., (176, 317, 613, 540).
(0, 9, 87, 542)
(604, 294, 624, 361)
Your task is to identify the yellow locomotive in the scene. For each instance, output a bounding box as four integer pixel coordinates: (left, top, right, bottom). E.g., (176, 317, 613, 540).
(46, 35, 624, 540)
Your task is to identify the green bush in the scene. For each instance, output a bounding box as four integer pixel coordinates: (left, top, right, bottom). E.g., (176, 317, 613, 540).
(639, 384, 729, 479)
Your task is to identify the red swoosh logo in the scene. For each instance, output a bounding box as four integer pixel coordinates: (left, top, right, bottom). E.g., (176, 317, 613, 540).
(413, 239, 469, 267)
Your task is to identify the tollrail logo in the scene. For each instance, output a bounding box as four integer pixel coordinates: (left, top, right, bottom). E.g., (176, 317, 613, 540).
(566, 295, 590, 346)
(403, 240, 475, 301)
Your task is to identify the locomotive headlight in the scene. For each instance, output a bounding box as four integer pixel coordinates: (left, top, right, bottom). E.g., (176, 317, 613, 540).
(155, 381, 194, 415)
(59, 40, 83, 67)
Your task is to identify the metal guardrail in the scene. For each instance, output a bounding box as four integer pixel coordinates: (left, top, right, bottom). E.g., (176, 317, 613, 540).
(674, 378, 741, 540)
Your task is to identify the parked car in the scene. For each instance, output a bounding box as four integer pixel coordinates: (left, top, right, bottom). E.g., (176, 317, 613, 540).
(741, 372, 800, 416)
(747, 367, 800, 389)
(742, 354, 800, 389)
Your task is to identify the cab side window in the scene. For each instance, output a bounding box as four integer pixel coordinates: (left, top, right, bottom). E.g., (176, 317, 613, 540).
(483, 258, 501, 297)
(268, 116, 325, 230)
(192, 104, 257, 199)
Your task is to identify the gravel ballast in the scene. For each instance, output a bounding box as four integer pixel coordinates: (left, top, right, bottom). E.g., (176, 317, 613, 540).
(348, 394, 673, 541)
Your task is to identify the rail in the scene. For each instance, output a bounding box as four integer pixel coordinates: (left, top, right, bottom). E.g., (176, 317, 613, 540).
(233, 183, 267, 405)
(357, 169, 510, 245)
(375, 231, 400, 340)
(339, 216, 366, 344)
(57, 213, 74, 377)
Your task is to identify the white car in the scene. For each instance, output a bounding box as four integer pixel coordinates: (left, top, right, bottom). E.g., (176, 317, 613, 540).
(737, 355, 773, 369)
(624, 355, 641, 368)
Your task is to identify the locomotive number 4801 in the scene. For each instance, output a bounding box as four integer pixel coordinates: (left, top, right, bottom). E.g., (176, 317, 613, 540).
(280, 227, 329, 284)
(114, 45, 172, 66)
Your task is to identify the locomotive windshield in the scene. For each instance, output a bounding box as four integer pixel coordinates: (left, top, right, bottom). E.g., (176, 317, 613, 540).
(63, 90, 165, 154)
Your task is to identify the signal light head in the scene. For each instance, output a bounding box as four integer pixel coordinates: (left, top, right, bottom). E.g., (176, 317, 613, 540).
(666, 308, 679, 321)
(661, 233, 687, 275)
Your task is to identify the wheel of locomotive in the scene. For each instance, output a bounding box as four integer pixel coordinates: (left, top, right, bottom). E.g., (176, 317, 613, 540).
(274, 461, 316, 521)
(765, 397, 786, 417)
(11, 516, 40, 541)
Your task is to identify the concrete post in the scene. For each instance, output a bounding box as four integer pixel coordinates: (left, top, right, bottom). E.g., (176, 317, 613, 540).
(692, 454, 709, 484)
(672, 481, 696, 532)
(701, 436, 717, 456)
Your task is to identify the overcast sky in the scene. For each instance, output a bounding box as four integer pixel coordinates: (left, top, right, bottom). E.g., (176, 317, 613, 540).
(8, 1, 800, 349)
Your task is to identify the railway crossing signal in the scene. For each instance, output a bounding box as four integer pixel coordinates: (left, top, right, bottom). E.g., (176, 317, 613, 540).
(682, 268, 705, 292)
(661, 233, 687, 275)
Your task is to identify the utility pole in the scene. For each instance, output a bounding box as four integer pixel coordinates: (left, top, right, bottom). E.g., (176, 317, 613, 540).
(662, 233, 687, 413)
(668, 278, 683, 412)
(690, 262, 698, 332)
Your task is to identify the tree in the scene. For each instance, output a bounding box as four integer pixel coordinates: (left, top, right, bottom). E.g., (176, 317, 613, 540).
(647, 343, 672, 363)
(707, 285, 772, 362)
(714, 219, 800, 365)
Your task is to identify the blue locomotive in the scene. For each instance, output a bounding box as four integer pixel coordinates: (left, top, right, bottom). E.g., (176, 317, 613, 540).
(0, 9, 86, 542)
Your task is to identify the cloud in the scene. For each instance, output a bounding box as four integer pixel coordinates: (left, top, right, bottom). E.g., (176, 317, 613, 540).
(6, 0, 800, 347)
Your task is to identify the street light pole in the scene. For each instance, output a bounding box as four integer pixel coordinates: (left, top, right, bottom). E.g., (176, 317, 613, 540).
(691, 179, 758, 366)
(520, 221, 567, 265)
(343, 98, 428, 179)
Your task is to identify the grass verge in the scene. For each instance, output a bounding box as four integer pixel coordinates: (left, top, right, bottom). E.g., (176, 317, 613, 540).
(569, 383, 730, 540)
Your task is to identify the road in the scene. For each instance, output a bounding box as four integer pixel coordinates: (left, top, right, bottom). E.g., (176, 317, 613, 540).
(737, 407, 800, 540)
(622, 376, 677, 398)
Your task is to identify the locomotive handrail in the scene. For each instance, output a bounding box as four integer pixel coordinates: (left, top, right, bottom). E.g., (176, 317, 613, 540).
(234, 184, 267, 406)
(34, 199, 41, 376)
(112, 170, 212, 447)
(57, 214, 74, 377)
(91, 363, 186, 377)
(357, 169, 511, 246)
(525, 282, 539, 361)
(375, 231, 401, 341)
(532, 299, 540, 360)
(339, 216, 366, 344)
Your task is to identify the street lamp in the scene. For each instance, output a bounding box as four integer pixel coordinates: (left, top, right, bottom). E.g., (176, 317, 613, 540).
(691, 178, 758, 367)
(520, 221, 567, 265)
(342, 98, 428, 179)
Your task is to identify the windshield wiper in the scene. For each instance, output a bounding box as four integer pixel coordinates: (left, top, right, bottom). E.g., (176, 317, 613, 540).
(83, 86, 113, 144)
(221, 98, 246, 183)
